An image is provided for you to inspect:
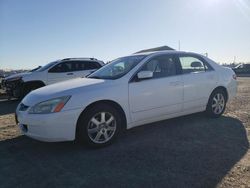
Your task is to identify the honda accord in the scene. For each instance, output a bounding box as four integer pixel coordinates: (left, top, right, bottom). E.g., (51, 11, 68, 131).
(16, 51, 237, 147)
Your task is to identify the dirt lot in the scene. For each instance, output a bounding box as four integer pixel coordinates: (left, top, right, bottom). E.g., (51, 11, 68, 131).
(0, 78, 249, 188)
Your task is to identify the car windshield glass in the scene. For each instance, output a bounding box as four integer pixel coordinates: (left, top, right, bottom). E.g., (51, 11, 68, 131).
(88, 55, 146, 79)
(29, 66, 42, 72)
(36, 61, 58, 72)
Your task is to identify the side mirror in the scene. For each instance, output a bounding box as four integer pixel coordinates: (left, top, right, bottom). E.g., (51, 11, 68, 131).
(137, 71, 153, 80)
(191, 61, 203, 68)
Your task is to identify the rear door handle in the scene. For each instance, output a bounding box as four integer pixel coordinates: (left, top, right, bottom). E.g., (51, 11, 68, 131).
(67, 72, 74, 75)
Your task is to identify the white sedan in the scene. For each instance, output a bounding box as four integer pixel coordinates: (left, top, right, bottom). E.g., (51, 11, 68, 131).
(16, 51, 237, 147)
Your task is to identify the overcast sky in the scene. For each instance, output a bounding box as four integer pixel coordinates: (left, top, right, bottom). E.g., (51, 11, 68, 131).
(1, 0, 250, 69)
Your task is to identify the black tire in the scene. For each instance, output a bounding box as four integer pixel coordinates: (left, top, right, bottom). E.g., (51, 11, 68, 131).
(76, 104, 122, 148)
(206, 89, 227, 118)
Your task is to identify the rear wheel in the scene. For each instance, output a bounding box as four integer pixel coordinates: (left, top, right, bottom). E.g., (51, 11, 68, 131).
(206, 89, 227, 118)
(76, 104, 122, 148)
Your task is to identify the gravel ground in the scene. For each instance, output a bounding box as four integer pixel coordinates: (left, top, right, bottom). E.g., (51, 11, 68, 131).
(218, 77, 250, 187)
(0, 78, 249, 188)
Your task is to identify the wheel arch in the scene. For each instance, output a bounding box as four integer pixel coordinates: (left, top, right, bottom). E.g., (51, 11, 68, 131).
(209, 86, 228, 102)
(75, 99, 128, 138)
(23, 80, 46, 87)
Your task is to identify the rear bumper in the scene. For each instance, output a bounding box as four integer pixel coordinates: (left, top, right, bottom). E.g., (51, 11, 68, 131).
(16, 108, 82, 142)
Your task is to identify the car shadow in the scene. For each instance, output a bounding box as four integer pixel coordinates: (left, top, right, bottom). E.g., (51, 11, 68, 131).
(0, 114, 248, 188)
(0, 98, 20, 115)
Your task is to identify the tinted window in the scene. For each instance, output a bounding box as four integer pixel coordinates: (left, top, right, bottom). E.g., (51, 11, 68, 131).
(49, 61, 102, 72)
(244, 64, 250, 69)
(72, 61, 85, 71)
(179, 56, 209, 74)
(49, 62, 74, 73)
(141, 55, 177, 78)
(72, 61, 88, 71)
(85, 61, 102, 70)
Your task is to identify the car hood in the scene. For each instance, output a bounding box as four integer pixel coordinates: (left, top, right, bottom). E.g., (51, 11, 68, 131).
(5, 72, 32, 80)
(22, 78, 107, 106)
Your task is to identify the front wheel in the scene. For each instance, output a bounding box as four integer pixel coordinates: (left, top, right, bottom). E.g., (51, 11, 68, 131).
(76, 104, 122, 148)
(20, 84, 42, 99)
(206, 89, 227, 118)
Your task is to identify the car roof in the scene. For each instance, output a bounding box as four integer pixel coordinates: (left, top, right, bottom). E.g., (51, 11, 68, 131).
(116, 51, 204, 61)
(60, 57, 102, 62)
(134, 50, 196, 56)
(58, 58, 104, 65)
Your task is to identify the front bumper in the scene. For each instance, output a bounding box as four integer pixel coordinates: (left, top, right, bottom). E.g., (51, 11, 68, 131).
(16, 107, 82, 142)
(2, 79, 23, 98)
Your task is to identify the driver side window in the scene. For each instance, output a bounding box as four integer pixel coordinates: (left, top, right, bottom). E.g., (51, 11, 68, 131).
(49, 62, 72, 73)
(141, 55, 177, 78)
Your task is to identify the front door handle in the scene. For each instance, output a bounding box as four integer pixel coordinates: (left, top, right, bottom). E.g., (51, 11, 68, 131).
(67, 72, 74, 75)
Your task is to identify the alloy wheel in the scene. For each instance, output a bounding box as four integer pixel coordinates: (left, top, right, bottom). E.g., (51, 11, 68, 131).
(87, 112, 117, 144)
(212, 93, 225, 114)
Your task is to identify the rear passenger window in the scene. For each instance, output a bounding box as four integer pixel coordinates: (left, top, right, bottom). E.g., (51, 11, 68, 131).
(141, 55, 177, 78)
(68, 61, 101, 71)
(179, 56, 210, 74)
(49, 62, 74, 73)
(85, 61, 102, 69)
(73, 61, 85, 71)
(49, 61, 101, 73)
(74, 61, 101, 71)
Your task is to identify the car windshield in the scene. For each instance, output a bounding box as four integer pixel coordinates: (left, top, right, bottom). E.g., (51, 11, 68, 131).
(88, 55, 146, 80)
(36, 61, 58, 72)
(29, 66, 42, 72)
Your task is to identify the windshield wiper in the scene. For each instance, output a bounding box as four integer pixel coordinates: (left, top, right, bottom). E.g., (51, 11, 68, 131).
(88, 76, 102, 79)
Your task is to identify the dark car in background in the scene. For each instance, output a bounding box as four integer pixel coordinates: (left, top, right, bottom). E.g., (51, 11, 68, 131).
(233, 63, 250, 76)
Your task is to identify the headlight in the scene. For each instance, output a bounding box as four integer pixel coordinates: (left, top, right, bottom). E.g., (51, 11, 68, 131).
(28, 96, 71, 114)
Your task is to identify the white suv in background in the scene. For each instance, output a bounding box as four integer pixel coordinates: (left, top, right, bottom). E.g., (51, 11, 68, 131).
(2, 58, 104, 99)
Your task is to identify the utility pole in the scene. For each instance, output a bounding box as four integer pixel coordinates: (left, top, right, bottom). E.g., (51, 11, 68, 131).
(178, 40, 181, 51)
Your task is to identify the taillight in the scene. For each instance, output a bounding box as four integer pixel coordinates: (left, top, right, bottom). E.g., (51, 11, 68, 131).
(233, 74, 237, 80)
